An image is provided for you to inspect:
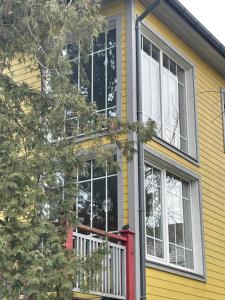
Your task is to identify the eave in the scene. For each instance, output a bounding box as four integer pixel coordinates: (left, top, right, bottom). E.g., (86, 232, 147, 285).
(102, 0, 225, 78)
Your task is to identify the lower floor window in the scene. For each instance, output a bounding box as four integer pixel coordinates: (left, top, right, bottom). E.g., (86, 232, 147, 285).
(77, 160, 118, 232)
(145, 164, 195, 271)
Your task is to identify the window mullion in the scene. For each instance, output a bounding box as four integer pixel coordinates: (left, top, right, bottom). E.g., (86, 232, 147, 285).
(105, 32, 108, 118)
(90, 160, 93, 228)
(162, 169, 169, 263)
(105, 161, 108, 232)
(159, 50, 164, 139)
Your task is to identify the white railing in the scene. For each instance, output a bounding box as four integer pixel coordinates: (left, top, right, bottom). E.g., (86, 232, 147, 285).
(73, 230, 126, 299)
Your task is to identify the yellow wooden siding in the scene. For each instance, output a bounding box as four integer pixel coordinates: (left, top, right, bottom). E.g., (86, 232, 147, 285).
(136, 0, 225, 299)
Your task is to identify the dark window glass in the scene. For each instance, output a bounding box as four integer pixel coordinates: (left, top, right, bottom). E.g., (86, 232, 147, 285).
(93, 32, 105, 52)
(142, 36, 151, 55)
(107, 176, 118, 231)
(170, 59, 177, 75)
(93, 51, 106, 110)
(152, 44, 160, 62)
(78, 161, 91, 181)
(78, 182, 91, 226)
(163, 54, 169, 69)
(70, 60, 78, 85)
(93, 178, 106, 230)
(107, 28, 116, 48)
(93, 160, 106, 178)
(107, 47, 117, 108)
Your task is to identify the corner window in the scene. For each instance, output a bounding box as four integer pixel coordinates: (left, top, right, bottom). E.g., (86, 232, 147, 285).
(141, 32, 198, 159)
(145, 163, 204, 275)
(76, 160, 118, 232)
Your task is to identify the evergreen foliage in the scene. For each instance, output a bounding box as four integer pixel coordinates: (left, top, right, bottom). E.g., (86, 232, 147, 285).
(0, 1, 155, 299)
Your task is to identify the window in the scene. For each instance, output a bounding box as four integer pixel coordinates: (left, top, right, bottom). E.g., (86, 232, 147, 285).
(65, 28, 117, 118)
(141, 31, 198, 158)
(76, 160, 118, 232)
(145, 163, 203, 275)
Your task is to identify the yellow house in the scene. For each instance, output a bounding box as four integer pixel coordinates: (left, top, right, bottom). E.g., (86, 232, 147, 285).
(9, 0, 225, 299)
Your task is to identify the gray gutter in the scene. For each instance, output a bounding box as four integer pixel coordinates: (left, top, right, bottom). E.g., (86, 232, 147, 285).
(135, 1, 161, 299)
(164, 0, 225, 59)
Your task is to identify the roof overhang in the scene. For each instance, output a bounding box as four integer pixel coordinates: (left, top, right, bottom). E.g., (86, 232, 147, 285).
(103, 0, 225, 78)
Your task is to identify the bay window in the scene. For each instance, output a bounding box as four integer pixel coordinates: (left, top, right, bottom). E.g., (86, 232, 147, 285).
(145, 163, 203, 275)
(141, 31, 198, 159)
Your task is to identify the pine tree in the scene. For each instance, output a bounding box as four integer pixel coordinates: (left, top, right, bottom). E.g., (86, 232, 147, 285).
(0, 1, 155, 299)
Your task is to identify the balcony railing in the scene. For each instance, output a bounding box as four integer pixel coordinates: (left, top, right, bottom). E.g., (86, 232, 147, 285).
(66, 224, 135, 300)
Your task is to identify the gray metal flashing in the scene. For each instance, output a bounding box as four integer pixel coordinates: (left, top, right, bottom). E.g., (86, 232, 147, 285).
(151, 136, 200, 166)
(144, 144, 200, 180)
(146, 261, 207, 282)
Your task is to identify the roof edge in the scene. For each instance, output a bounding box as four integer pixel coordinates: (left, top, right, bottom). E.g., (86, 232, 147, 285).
(164, 0, 225, 59)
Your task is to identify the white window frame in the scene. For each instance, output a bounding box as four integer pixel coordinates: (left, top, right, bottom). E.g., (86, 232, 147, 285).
(144, 149, 204, 276)
(141, 24, 198, 160)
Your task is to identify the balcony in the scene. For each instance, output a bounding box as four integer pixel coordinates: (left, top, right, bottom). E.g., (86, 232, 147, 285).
(66, 224, 135, 300)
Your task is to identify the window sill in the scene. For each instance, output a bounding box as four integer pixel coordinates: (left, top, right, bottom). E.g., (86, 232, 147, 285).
(151, 135, 200, 167)
(146, 260, 206, 282)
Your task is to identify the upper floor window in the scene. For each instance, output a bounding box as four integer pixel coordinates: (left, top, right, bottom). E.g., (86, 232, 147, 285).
(145, 163, 204, 275)
(65, 28, 117, 118)
(76, 159, 118, 232)
(141, 31, 198, 159)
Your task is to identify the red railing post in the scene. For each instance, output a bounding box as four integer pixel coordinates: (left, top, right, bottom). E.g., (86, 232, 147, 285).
(66, 228, 73, 250)
(120, 230, 135, 300)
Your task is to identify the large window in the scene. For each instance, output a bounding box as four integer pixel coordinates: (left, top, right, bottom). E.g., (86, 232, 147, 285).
(145, 163, 203, 274)
(141, 33, 197, 158)
(76, 160, 118, 232)
(65, 28, 117, 118)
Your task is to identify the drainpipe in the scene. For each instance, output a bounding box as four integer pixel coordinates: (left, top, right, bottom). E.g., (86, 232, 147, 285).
(135, 1, 160, 299)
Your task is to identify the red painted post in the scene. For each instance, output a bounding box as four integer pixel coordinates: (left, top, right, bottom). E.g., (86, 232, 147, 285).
(120, 230, 135, 300)
(66, 228, 73, 250)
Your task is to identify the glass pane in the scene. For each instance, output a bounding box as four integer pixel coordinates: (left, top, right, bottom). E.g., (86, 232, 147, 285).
(163, 54, 169, 69)
(146, 236, 154, 256)
(177, 246, 185, 267)
(107, 176, 118, 231)
(152, 44, 160, 62)
(170, 59, 177, 75)
(93, 160, 106, 178)
(155, 240, 163, 258)
(107, 47, 117, 108)
(142, 36, 151, 55)
(67, 43, 79, 60)
(93, 178, 106, 230)
(93, 51, 106, 110)
(145, 165, 163, 258)
(178, 83, 188, 151)
(80, 56, 91, 100)
(93, 32, 105, 52)
(186, 249, 194, 269)
(70, 60, 78, 85)
(78, 182, 91, 226)
(183, 198, 193, 250)
(107, 28, 116, 48)
(78, 161, 91, 181)
(169, 244, 176, 264)
(166, 172, 194, 269)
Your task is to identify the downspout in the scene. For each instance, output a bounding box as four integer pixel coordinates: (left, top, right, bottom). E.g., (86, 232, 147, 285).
(135, 1, 161, 299)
